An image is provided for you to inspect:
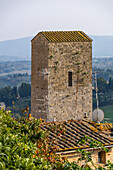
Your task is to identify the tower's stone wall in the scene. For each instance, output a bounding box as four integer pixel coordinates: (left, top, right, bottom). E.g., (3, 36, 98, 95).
(31, 34, 92, 122)
(47, 42, 92, 121)
(31, 34, 49, 120)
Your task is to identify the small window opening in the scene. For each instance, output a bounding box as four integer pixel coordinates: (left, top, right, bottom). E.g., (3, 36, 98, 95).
(68, 71, 72, 86)
(98, 152, 101, 163)
(110, 133, 113, 137)
(98, 151, 106, 164)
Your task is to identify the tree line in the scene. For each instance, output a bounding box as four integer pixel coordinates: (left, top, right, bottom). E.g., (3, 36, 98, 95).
(92, 68, 113, 81)
(1, 75, 113, 110)
(0, 83, 31, 106)
(93, 77, 113, 108)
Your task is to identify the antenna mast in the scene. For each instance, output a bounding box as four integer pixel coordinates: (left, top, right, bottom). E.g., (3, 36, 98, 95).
(95, 72, 99, 109)
(92, 72, 104, 123)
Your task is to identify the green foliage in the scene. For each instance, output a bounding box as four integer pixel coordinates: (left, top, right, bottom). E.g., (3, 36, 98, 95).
(0, 83, 31, 111)
(93, 77, 113, 109)
(105, 160, 113, 169)
(53, 66, 57, 71)
(92, 68, 113, 81)
(50, 55, 53, 59)
(100, 105, 113, 124)
(0, 86, 12, 106)
(73, 51, 79, 55)
(54, 61, 59, 65)
(11, 86, 18, 99)
(0, 72, 31, 89)
(0, 110, 113, 169)
(97, 77, 107, 92)
(77, 62, 81, 65)
(18, 83, 31, 98)
(76, 136, 112, 169)
(0, 110, 63, 169)
(83, 72, 87, 75)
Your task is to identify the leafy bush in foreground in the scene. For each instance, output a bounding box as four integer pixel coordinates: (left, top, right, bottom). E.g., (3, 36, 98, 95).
(0, 110, 113, 169)
(0, 110, 64, 169)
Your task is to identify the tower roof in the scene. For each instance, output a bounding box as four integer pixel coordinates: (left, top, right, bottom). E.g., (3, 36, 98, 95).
(32, 31, 92, 42)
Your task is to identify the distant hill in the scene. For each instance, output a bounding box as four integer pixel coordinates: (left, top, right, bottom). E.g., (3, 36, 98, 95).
(0, 35, 113, 61)
(0, 37, 33, 61)
(90, 35, 113, 57)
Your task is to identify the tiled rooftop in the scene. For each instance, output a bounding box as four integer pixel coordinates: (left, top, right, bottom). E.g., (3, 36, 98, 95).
(32, 31, 92, 42)
(41, 119, 113, 151)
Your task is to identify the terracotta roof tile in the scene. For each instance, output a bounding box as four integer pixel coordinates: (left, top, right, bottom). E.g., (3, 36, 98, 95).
(41, 119, 113, 151)
(32, 31, 92, 42)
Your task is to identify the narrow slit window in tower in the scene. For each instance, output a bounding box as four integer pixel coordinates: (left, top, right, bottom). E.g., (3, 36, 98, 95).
(68, 71, 72, 86)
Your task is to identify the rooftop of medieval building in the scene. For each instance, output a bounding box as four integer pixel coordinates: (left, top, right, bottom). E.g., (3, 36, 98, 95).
(32, 31, 92, 42)
(41, 119, 113, 151)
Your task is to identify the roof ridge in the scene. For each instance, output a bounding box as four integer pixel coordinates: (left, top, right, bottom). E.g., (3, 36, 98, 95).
(32, 31, 92, 42)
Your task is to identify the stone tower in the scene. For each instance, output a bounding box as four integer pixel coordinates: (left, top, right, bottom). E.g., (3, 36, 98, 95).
(31, 31, 92, 122)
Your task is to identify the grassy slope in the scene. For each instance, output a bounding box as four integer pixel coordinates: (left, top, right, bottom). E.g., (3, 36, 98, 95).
(100, 105, 113, 124)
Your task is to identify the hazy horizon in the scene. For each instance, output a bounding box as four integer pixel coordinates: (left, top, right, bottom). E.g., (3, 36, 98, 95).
(0, 34, 113, 43)
(0, 35, 113, 58)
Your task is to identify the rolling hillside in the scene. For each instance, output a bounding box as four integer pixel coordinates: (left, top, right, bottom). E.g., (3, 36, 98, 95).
(0, 36, 32, 61)
(0, 35, 113, 61)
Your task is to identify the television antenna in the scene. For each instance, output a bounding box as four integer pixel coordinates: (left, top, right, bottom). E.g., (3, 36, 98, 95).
(92, 72, 104, 123)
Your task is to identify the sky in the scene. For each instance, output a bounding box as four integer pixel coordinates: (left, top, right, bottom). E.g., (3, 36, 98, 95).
(0, 0, 113, 41)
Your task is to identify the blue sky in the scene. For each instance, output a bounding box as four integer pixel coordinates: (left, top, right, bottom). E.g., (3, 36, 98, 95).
(0, 0, 113, 41)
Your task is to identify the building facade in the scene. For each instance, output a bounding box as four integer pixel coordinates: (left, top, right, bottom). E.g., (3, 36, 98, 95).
(31, 31, 92, 122)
